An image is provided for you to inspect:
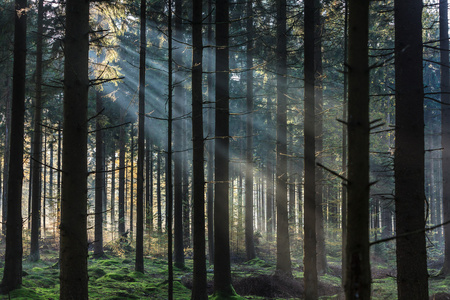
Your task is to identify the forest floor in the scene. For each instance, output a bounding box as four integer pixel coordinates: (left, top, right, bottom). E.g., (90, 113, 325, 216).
(0, 238, 449, 299)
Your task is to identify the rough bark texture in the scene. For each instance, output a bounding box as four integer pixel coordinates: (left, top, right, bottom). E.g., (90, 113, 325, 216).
(29, 0, 44, 263)
(394, 1, 429, 299)
(59, 0, 89, 297)
(191, 0, 207, 298)
(214, 0, 234, 296)
(1, 0, 26, 293)
(275, 0, 291, 277)
(245, 0, 256, 262)
(440, 0, 450, 276)
(135, 0, 146, 274)
(344, 0, 371, 299)
(304, 0, 318, 297)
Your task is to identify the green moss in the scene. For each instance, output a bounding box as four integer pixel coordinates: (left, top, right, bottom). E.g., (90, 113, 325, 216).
(8, 287, 42, 299)
(98, 259, 121, 267)
(97, 272, 135, 282)
(128, 271, 145, 279)
(89, 267, 107, 279)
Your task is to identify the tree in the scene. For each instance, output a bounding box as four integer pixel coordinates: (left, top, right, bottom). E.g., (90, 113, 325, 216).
(304, 0, 318, 297)
(394, 0, 429, 298)
(245, 0, 256, 262)
(118, 108, 126, 237)
(1, 0, 27, 293)
(275, 0, 291, 277)
(59, 0, 89, 298)
(344, 0, 371, 299)
(191, 0, 207, 298)
(440, 0, 450, 276)
(94, 90, 105, 258)
(214, 0, 235, 296)
(29, 0, 44, 263)
(173, 0, 185, 269)
(135, 0, 146, 273)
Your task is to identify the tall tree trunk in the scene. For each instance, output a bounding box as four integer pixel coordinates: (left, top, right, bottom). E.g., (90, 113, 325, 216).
(304, 0, 318, 297)
(440, 0, 450, 276)
(191, 0, 207, 298)
(94, 90, 105, 258)
(275, 0, 291, 277)
(314, 0, 327, 276)
(2, 85, 11, 239)
(157, 150, 162, 234)
(135, 0, 146, 273)
(118, 109, 126, 237)
(206, 0, 215, 265)
(394, 1, 429, 298)
(146, 136, 153, 233)
(214, 0, 235, 296)
(59, 0, 89, 297)
(1, 0, 26, 292)
(29, 0, 44, 262)
(245, 0, 256, 262)
(129, 127, 134, 240)
(166, 1, 174, 297)
(344, 0, 371, 299)
(173, 0, 185, 269)
(111, 145, 116, 240)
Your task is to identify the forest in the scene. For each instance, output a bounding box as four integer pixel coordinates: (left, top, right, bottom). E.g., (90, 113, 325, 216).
(1, 0, 450, 299)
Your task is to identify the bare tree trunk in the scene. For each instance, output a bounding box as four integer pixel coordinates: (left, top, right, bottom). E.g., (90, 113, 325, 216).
(1, 0, 26, 292)
(394, 1, 429, 298)
(94, 90, 105, 258)
(118, 109, 126, 237)
(304, 0, 318, 296)
(135, 0, 146, 273)
(30, 0, 44, 262)
(59, 0, 89, 297)
(191, 0, 207, 297)
(245, 0, 256, 262)
(344, 0, 371, 299)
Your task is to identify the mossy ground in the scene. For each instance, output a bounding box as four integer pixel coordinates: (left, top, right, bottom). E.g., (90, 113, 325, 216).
(0, 240, 448, 299)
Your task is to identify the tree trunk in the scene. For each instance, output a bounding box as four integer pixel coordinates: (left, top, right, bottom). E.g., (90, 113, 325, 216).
(275, 0, 291, 277)
(173, 0, 185, 269)
(129, 127, 134, 240)
(191, 0, 207, 297)
(157, 150, 162, 234)
(394, 1, 429, 298)
(135, 0, 146, 273)
(59, 0, 89, 297)
(304, 0, 318, 296)
(94, 90, 105, 258)
(214, 0, 234, 296)
(118, 108, 126, 237)
(1, 0, 26, 292)
(29, 0, 44, 263)
(344, 0, 371, 299)
(206, 0, 215, 265)
(314, 0, 327, 276)
(111, 145, 116, 240)
(245, 0, 256, 262)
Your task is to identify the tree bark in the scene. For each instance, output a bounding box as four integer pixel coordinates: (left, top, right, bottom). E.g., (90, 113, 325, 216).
(394, 1, 429, 298)
(1, 0, 26, 293)
(135, 0, 146, 274)
(245, 0, 256, 262)
(94, 90, 105, 258)
(214, 0, 234, 296)
(191, 0, 207, 298)
(304, 0, 318, 296)
(30, 0, 44, 263)
(275, 0, 291, 277)
(118, 108, 126, 237)
(59, 0, 89, 297)
(344, 0, 371, 299)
